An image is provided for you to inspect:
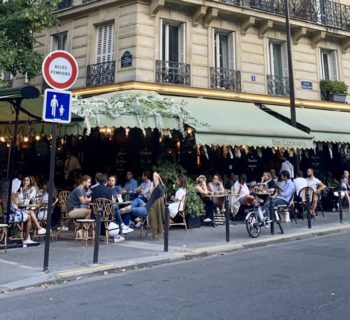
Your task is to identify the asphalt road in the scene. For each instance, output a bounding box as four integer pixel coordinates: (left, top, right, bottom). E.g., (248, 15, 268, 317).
(1, 232, 350, 320)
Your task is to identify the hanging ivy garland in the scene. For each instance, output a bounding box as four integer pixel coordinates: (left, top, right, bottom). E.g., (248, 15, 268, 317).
(71, 92, 203, 135)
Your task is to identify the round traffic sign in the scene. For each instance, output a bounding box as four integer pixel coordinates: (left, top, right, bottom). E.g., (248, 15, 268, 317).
(42, 50, 78, 91)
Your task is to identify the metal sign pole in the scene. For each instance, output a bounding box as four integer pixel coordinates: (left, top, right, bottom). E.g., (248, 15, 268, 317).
(43, 123, 58, 271)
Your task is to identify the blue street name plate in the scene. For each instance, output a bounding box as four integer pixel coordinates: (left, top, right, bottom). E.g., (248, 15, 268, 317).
(43, 89, 72, 124)
(301, 80, 313, 90)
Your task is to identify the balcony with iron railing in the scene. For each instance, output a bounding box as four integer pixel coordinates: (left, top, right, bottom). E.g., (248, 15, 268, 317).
(220, 0, 350, 31)
(86, 61, 116, 87)
(210, 68, 241, 92)
(267, 74, 290, 96)
(155, 61, 191, 86)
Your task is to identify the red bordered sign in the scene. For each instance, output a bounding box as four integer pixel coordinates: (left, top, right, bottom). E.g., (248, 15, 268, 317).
(42, 50, 78, 91)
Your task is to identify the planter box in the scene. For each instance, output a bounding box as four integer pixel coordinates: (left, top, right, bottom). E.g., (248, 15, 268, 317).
(328, 93, 347, 103)
(185, 215, 201, 229)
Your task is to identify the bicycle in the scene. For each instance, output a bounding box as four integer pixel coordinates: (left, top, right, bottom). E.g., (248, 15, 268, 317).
(245, 205, 283, 238)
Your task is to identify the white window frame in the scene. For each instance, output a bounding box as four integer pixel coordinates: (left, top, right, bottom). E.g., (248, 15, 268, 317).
(268, 40, 288, 77)
(96, 24, 115, 64)
(320, 49, 338, 81)
(50, 32, 68, 52)
(213, 29, 236, 70)
(159, 19, 186, 63)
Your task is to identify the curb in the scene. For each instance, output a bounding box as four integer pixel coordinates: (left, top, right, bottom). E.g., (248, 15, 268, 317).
(1, 223, 349, 293)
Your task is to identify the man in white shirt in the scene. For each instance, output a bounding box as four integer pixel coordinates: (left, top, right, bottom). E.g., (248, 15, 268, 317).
(280, 152, 294, 179)
(293, 171, 307, 197)
(306, 168, 326, 213)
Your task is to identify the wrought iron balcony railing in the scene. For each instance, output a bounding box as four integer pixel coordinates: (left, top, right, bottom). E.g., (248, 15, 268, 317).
(221, 0, 350, 31)
(210, 67, 241, 91)
(155, 61, 191, 86)
(86, 61, 116, 87)
(267, 74, 289, 96)
(57, 0, 72, 10)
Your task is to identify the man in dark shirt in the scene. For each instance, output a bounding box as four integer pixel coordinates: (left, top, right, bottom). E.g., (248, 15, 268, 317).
(92, 174, 133, 235)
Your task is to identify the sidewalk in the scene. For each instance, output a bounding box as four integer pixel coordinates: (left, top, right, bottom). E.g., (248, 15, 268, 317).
(0, 211, 349, 292)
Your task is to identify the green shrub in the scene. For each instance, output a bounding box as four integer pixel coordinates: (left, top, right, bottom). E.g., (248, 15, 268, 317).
(320, 80, 348, 97)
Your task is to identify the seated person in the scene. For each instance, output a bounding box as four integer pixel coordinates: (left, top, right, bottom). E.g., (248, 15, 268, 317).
(168, 175, 187, 220)
(293, 170, 308, 198)
(306, 168, 326, 214)
(195, 175, 215, 223)
(135, 171, 152, 201)
(260, 171, 276, 193)
(18, 176, 37, 204)
(107, 175, 122, 198)
(208, 174, 225, 212)
(67, 175, 92, 219)
(10, 193, 46, 244)
(233, 174, 256, 206)
(225, 172, 238, 190)
(120, 172, 166, 226)
(262, 170, 295, 212)
(124, 171, 138, 193)
(92, 174, 133, 234)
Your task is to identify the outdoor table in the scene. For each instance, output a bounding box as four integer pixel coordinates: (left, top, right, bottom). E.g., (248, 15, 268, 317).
(18, 203, 41, 210)
(117, 201, 132, 206)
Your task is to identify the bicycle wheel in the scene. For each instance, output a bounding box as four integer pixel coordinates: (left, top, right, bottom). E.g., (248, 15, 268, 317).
(245, 212, 261, 238)
(274, 210, 284, 234)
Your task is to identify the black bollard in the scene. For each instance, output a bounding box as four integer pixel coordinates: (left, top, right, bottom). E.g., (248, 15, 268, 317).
(225, 198, 230, 242)
(269, 196, 275, 235)
(164, 205, 169, 252)
(339, 190, 343, 223)
(306, 191, 312, 229)
(93, 210, 101, 264)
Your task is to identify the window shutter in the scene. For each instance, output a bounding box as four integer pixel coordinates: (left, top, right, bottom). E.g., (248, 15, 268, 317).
(329, 50, 338, 81)
(159, 19, 163, 60)
(281, 42, 288, 77)
(178, 23, 186, 63)
(269, 41, 274, 75)
(96, 24, 114, 63)
(213, 29, 218, 68)
(51, 35, 58, 52)
(228, 32, 235, 70)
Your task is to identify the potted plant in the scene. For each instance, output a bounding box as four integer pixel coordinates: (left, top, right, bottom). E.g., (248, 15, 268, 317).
(320, 80, 348, 103)
(153, 159, 204, 228)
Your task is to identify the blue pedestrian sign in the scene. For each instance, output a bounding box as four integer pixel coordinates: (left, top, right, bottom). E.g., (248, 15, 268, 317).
(43, 89, 72, 124)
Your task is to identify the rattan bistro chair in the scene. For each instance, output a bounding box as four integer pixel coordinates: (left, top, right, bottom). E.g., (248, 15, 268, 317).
(91, 198, 115, 244)
(57, 191, 74, 238)
(298, 187, 315, 220)
(169, 195, 188, 230)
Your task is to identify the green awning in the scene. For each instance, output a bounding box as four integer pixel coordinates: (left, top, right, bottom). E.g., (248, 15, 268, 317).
(266, 105, 350, 143)
(167, 97, 313, 149)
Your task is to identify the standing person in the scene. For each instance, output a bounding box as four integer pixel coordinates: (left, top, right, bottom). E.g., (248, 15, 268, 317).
(280, 152, 294, 179)
(225, 172, 238, 190)
(195, 175, 215, 223)
(124, 171, 138, 193)
(67, 175, 92, 219)
(306, 168, 326, 214)
(293, 170, 307, 197)
(64, 151, 81, 187)
(135, 171, 152, 201)
(208, 174, 225, 212)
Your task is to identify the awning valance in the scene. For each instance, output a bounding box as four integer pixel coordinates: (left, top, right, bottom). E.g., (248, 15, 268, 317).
(266, 105, 350, 144)
(167, 97, 313, 149)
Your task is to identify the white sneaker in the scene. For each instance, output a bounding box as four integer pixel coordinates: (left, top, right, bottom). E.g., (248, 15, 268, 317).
(204, 218, 212, 223)
(38, 228, 46, 235)
(121, 224, 134, 234)
(57, 226, 69, 232)
(114, 235, 125, 243)
(23, 239, 36, 244)
(134, 221, 142, 228)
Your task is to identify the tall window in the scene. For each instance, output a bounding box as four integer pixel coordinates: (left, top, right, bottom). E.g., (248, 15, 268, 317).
(214, 31, 235, 70)
(269, 41, 287, 77)
(96, 24, 115, 63)
(160, 20, 186, 63)
(0, 71, 12, 88)
(51, 32, 67, 51)
(320, 49, 338, 81)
